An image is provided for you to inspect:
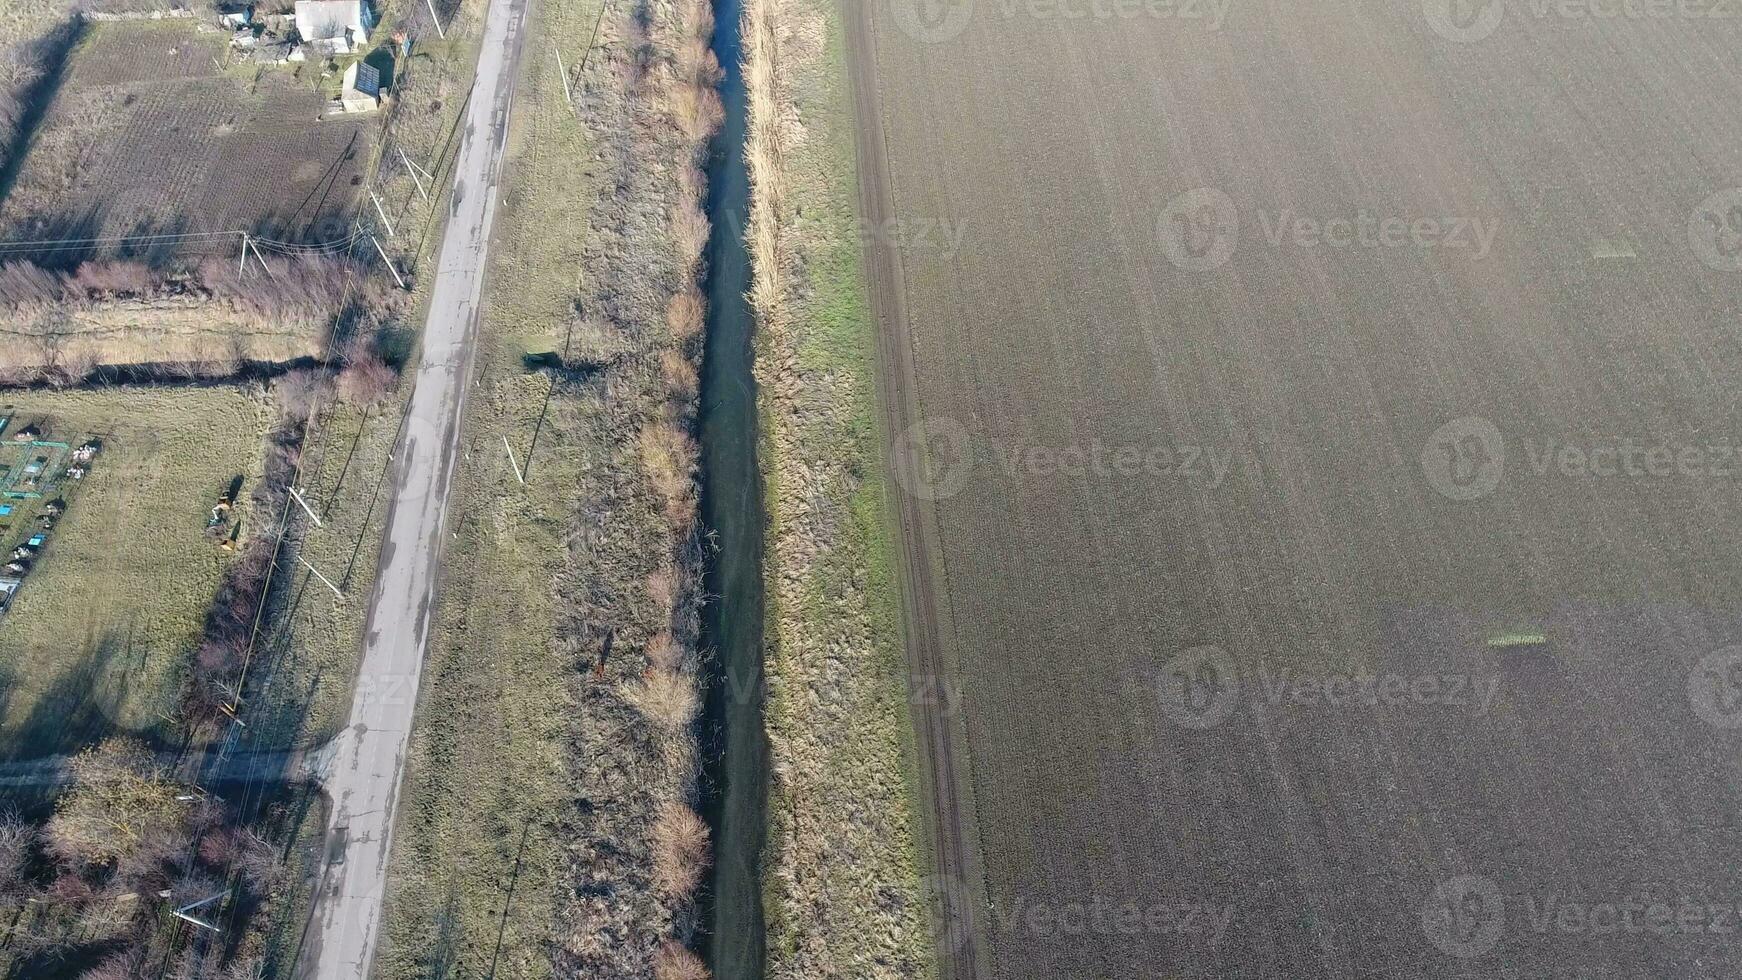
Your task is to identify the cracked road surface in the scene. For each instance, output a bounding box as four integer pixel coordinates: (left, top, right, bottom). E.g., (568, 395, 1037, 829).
(295, 0, 528, 973)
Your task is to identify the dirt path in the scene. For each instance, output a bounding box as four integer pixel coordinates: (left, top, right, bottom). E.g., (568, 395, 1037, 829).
(840, 3, 989, 977)
(292, 0, 530, 973)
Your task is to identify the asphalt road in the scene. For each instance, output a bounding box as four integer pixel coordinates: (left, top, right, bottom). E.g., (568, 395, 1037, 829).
(857, 2, 1742, 978)
(294, 0, 528, 974)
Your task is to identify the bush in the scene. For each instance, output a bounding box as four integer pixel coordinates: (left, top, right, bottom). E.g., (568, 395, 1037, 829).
(651, 804, 711, 899)
(667, 79, 724, 143)
(660, 348, 698, 402)
(666, 288, 705, 344)
(653, 942, 711, 980)
(640, 420, 698, 525)
(275, 367, 335, 422)
(0, 809, 34, 896)
(623, 669, 698, 729)
(337, 351, 398, 408)
(671, 200, 710, 279)
(47, 739, 182, 870)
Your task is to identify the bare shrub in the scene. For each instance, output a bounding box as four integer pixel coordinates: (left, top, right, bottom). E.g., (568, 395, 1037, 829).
(671, 200, 711, 278)
(70, 260, 153, 298)
(661, 348, 698, 402)
(666, 288, 705, 344)
(654, 941, 711, 980)
(623, 669, 698, 729)
(646, 630, 682, 672)
(275, 367, 335, 422)
(0, 809, 34, 895)
(641, 420, 698, 513)
(80, 952, 140, 980)
(48, 739, 181, 869)
(651, 803, 711, 898)
(647, 568, 678, 617)
(336, 352, 397, 407)
(0, 260, 66, 310)
(668, 80, 724, 143)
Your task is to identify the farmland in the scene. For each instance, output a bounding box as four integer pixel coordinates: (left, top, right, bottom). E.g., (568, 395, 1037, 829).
(0, 385, 270, 759)
(855, 3, 1742, 979)
(0, 19, 375, 257)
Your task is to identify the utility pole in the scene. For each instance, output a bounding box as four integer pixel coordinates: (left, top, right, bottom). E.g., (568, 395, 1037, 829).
(553, 44, 572, 106)
(370, 190, 396, 238)
(298, 555, 344, 599)
(287, 487, 325, 528)
(399, 148, 431, 201)
(502, 434, 525, 484)
(371, 236, 408, 289)
(425, 0, 446, 39)
(171, 891, 228, 932)
(237, 233, 249, 279)
(247, 237, 274, 278)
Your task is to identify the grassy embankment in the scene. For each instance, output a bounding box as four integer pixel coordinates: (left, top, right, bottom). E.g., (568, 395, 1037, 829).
(743, 0, 929, 975)
(378, 0, 724, 974)
(370, 0, 594, 973)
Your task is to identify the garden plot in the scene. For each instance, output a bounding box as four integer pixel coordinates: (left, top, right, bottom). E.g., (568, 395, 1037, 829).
(0, 19, 377, 259)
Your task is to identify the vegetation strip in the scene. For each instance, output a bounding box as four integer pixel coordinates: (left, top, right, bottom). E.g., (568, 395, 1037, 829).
(742, 0, 929, 974)
(377, 0, 726, 975)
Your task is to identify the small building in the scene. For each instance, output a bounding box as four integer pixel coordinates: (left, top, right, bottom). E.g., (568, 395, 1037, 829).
(339, 61, 382, 113)
(294, 0, 373, 55)
(219, 5, 253, 29)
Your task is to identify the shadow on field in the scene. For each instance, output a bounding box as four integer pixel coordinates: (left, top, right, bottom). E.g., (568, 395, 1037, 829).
(0, 18, 84, 218)
(2, 632, 130, 763)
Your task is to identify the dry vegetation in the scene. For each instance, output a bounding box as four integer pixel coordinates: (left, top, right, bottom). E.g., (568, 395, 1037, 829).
(547, 1, 720, 972)
(0, 256, 397, 383)
(0, 738, 297, 978)
(377, 0, 724, 975)
(743, 0, 930, 975)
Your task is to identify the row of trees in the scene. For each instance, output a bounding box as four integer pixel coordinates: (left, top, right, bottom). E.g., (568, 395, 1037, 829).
(183, 342, 399, 732)
(0, 255, 397, 326)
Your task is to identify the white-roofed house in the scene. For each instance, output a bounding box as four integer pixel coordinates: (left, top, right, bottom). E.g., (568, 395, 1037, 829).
(293, 0, 374, 55)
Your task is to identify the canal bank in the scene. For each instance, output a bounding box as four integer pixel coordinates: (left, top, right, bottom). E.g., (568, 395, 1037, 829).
(737, 0, 936, 976)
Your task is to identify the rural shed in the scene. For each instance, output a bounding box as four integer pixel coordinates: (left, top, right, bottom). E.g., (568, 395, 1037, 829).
(294, 0, 373, 54)
(339, 61, 381, 113)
